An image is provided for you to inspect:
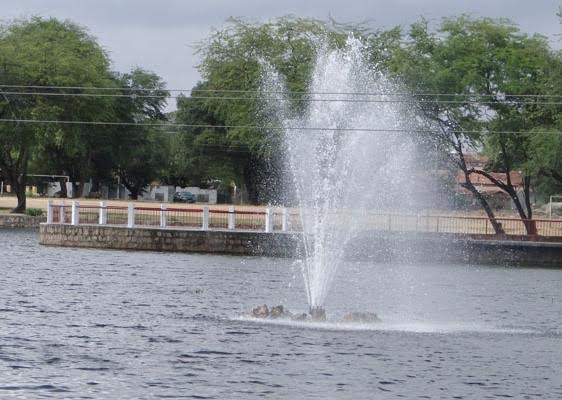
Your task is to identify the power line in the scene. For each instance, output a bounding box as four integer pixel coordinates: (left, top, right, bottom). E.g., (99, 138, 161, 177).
(1, 90, 561, 105)
(1, 117, 560, 136)
(1, 84, 561, 99)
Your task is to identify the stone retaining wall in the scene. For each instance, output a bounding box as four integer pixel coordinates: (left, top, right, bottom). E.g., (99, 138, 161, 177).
(39, 224, 302, 257)
(0, 215, 46, 229)
(39, 223, 562, 267)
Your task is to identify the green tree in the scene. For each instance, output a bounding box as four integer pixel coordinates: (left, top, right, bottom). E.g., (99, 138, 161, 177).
(0, 17, 116, 211)
(182, 17, 397, 202)
(109, 68, 170, 199)
(386, 18, 506, 234)
(387, 16, 561, 234)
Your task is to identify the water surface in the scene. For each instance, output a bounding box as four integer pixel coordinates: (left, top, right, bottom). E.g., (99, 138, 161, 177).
(1, 229, 561, 399)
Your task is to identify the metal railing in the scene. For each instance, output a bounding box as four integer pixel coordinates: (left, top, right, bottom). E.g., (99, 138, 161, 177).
(46, 201, 297, 233)
(45, 201, 562, 238)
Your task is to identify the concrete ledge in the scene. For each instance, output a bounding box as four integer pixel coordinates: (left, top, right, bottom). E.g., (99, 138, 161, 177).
(39, 223, 302, 257)
(39, 223, 562, 267)
(0, 214, 46, 229)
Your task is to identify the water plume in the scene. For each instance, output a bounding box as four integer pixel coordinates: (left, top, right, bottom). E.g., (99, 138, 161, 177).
(262, 37, 422, 314)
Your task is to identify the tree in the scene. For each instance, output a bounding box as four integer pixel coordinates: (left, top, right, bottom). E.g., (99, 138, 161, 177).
(0, 17, 116, 211)
(386, 16, 561, 234)
(445, 16, 561, 233)
(184, 17, 398, 203)
(385, 18, 506, 234)
(108, 68, 170, 199)
(170, 85, 245, 188)
(524, 47, 562, 200)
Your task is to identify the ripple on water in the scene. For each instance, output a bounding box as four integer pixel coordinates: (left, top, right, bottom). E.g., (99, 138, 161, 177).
(0, 229, 561, 399)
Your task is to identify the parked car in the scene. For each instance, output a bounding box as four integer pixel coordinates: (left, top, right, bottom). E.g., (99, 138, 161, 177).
(173, 191, 196, 203)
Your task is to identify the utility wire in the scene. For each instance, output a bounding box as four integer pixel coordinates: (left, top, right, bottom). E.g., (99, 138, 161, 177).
(0, 118, 560, 136)
(0, 84, 561, 99)
(1, 90, 561, 105)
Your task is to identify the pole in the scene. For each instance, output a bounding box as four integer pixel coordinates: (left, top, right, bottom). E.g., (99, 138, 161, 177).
(127, 203, 135, 228)
(202, 206, 209, 230)
(99, 201, 107, 225)
(265, 207, 273, 233)
(160, 204, 167, 228)
(228, 206, 235, 229)
(46, 200, 53, 224)
(71, 201, 80, 226)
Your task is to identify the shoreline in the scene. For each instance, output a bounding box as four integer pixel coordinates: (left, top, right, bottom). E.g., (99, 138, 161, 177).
(38, 223, 562, 267)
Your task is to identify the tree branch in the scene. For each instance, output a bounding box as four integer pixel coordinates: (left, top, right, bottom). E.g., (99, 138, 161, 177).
(467, 168, 511, 193)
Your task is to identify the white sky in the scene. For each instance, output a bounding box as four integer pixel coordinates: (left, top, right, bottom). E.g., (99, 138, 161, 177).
(2, 0, 561, 110)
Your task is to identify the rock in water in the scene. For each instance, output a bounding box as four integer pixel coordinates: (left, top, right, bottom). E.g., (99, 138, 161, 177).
(270, 305, 291, 319)
(342, 312, 381, 323)
(309, 307, 326, 321)
(252, 304, 269, 318)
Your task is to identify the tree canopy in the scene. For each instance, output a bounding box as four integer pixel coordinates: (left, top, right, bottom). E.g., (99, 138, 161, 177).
(0, 17, 170, 209)
(1, 14, 561, 228)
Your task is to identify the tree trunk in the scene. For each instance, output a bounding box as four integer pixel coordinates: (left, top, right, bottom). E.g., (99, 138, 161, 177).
(58, 177, 68, 198)
(470, 169, 535, 235)
(11, 173, 26, 213)
(462, 178, 505, 235)
(523, 176, 536, 235)
(453, 137, 504, 235)
(497, 135, 535, 235)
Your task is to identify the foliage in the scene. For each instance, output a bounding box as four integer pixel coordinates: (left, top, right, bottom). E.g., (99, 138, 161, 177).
(384, 15, 562, 233)
(2, 14, 561, 222)
(175, 17, 396, 202)
(0, 17, 170, 207)
(24, 207, 43, 216)
(0, 17, 116, 211)
(109, 68, 170, 199)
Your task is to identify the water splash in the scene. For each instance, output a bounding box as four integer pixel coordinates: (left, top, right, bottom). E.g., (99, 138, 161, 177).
(263, 37, 421, 312)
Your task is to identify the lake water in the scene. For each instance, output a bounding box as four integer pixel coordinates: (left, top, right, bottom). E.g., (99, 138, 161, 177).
(1, 229, 561, 399)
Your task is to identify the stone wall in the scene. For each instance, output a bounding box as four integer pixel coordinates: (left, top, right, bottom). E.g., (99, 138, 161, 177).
(0, 215, 46, 229)
(39, 223, 562, 267)
(39, 224, 302, 257)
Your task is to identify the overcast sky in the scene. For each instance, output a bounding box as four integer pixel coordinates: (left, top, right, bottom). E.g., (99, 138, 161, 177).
(3, 1, 561, 109)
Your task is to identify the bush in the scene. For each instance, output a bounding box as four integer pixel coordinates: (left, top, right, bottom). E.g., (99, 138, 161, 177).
(25, 208, 44, 217)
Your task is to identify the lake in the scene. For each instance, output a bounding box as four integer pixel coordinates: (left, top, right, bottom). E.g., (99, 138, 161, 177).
(1, 229, 561, 399)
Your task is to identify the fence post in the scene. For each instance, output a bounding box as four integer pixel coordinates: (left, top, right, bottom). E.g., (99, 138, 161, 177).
(99, 201, 107, 225)
(59, 201, 66, 224)
(282, 207, 288, 232)
(160, 204, 167, 228)
(228, 205, 235, 230)
(436, 216, 440, 233)
(71, 201, 80, 226)
(46, 200, 53, 224)
(265, 207, 273, 233)
(388, 214, 392, 231)
(127, 203, 135, 228)
(202, 206, 209, 230)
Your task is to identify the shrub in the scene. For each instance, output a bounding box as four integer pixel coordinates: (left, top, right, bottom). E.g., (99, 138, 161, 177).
(25, 208, 44, 217)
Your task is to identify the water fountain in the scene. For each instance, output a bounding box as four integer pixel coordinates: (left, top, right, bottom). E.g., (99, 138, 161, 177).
(261, 38, 425, 320)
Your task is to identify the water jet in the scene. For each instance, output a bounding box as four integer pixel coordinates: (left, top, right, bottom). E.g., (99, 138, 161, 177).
(263, 37, 420, 317)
